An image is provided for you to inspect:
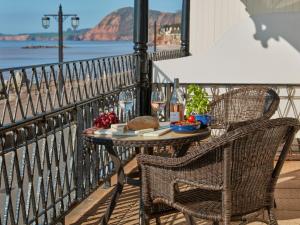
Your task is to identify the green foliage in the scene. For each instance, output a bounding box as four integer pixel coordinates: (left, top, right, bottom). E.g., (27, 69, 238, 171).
(186, 84, 209, 116)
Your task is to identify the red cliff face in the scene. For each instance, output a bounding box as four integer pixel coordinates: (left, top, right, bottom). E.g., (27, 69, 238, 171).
(81, 7, 181, 41)
(82, 11, 123, 40)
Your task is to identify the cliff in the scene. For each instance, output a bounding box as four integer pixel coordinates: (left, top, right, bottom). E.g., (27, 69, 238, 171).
(81, 7, 181, 41)
(0, 29, 89, 41)
(0, 7, 180, 44)
(0, 35, 30, 41)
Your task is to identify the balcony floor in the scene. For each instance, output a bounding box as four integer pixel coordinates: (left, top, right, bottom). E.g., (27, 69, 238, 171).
(67, 161, 300, 225)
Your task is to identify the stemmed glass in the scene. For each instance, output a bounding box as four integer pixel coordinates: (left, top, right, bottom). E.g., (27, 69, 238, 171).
(119, 90, 133, 121)
(151, 88, 166, 121)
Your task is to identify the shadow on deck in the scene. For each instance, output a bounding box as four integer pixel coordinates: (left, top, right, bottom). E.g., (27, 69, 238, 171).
(66, 161, 300, 225)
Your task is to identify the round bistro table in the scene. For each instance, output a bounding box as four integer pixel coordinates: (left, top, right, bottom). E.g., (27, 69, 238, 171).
(83, 127, 210, 225)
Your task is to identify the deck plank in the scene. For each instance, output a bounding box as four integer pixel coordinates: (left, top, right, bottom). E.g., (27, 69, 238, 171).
(66, 161, 300, 225)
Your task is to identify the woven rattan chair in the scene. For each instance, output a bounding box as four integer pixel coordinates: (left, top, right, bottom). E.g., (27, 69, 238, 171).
(137, 118, 300, 225)
(209, 87, 279, 136)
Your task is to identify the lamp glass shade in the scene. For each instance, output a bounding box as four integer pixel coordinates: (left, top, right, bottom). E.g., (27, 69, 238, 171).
(71, 16, 79, 29)
(42, 16, 50, 29)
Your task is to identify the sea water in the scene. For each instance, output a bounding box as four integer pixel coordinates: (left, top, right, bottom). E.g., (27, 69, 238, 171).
(0, 40, 134, 69)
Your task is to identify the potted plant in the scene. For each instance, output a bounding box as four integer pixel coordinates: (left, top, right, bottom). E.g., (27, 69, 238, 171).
(186, 84, 211, 126)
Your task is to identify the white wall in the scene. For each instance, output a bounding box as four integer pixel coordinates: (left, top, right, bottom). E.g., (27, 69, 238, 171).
(190, 0, 300, 55)
(154, 12, 300, 84)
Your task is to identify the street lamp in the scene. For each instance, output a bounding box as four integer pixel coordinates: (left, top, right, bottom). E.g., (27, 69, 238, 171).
(42, 16, 50, 29)
(71, 16, 80, 30)
(42, 4, 79, 63)
(42, 5, 79, 96)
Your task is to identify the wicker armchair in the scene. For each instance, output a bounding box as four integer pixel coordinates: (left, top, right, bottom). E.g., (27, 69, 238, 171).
(209, 87, 279, 135)
(137, 118, 300, 225)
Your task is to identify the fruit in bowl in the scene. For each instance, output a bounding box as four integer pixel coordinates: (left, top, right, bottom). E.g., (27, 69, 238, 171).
(187, 115, 196, 123)
(93, 112, 119, 129)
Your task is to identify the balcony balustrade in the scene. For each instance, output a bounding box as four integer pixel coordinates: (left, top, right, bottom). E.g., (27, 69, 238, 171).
(0, 49, 185, 225)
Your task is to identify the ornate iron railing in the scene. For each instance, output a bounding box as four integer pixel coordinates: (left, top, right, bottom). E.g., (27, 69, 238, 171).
(153, 82, 300, 156)
(0, 54, 136, 128)
(149, 49, 186, 61)
(0, 54, 137, 225)
(0, 49, 188, 225)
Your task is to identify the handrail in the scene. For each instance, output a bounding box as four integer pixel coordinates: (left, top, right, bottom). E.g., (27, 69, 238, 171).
(0, 53, 135, 72)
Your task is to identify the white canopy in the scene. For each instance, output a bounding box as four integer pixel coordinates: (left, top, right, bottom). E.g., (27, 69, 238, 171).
(153, 12, 300, 84)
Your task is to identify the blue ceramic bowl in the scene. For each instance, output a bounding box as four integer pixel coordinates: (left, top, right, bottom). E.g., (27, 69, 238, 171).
(195, 114, 211, 127)
(170, 123, 201, 133)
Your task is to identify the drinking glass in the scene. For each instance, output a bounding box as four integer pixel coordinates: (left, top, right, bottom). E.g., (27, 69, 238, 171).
(119, 90, 133, 121)
(151, 88, 166, 120)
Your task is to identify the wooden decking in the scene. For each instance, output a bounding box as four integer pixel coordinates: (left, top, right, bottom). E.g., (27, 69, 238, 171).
(66, 161, 300, 225)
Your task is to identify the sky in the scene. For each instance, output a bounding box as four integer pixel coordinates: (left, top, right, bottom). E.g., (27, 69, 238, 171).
(0, 0, 182, 34)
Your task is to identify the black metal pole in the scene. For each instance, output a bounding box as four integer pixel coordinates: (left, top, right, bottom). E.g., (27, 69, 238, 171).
(58, 4, 63, 63)
(181, 0, 190, 56)
(154, 20, 157, 53)
(134, 0, 151, 116)
(58, 5, 64, 96)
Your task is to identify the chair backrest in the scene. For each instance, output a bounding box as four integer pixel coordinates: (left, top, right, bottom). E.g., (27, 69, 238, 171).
(209, 87, 279, 129)
(226, 118, 299, 215)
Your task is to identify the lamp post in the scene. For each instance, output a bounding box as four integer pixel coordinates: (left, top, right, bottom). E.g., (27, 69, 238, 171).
(42, 4, 79, 63)
(42, 5, 79, 95)
(153, 20, 157, 52)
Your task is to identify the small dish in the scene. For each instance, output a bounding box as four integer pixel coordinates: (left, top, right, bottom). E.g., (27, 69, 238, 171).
(170, 122, 201, 133)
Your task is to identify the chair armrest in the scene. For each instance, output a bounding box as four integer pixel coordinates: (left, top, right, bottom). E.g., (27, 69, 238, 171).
(137, 139, 227, 169)
(137, 154, 184, 168)
(227, 118, 265, 132)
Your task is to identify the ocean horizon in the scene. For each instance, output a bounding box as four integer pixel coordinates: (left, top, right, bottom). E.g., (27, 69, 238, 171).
(0, 40, 137, 69)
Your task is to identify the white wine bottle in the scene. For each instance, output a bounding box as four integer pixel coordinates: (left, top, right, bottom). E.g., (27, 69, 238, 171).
(170, 78, 184, 123)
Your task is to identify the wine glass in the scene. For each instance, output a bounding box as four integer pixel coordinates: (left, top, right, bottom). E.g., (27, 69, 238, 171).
(119, 90, 133, 121)
(151, 88, 166, 121)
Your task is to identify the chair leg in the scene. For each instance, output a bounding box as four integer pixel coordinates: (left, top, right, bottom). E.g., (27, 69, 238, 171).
(155, 217, 161, 225)
(139, 212, 150, 225)
(184, 214, 196, 225)
(139, 200, 150, 225)
(268, 208, 279, 225)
